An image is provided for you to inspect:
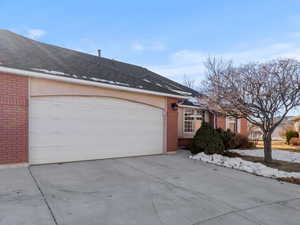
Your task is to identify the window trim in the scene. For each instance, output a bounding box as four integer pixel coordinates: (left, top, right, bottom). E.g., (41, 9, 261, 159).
(225, 116, 240, 133)
(183, 108, 203, 134)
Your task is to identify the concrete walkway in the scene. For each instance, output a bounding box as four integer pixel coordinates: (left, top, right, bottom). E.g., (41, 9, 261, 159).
(0, 150, 300, 225)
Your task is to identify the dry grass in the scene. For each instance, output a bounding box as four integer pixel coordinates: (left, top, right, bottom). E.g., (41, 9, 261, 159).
(253, 140, 300, 153)
(277, 177, 300, 185)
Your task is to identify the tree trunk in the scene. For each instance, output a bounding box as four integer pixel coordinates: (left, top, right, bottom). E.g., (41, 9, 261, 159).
(263, 133, 272, 162)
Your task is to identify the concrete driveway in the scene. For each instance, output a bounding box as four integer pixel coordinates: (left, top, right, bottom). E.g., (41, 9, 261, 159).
(1, 151, 300, 225)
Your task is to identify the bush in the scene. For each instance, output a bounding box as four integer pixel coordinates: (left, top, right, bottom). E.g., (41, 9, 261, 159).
(216, 128, 237, 150)
(285, 130, 299, 144)
(215, 128, 253, 149)
(234, 134, 254, 148)
(290, 137, 300, 146)
(190, 122, 225, 155)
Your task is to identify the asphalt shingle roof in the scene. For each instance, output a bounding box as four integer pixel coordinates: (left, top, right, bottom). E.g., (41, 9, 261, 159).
(0, 30, 199, 97)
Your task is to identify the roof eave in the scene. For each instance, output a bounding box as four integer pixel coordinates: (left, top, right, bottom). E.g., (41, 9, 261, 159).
(0, 66, 189, 99)
(177, 104, 208, 110)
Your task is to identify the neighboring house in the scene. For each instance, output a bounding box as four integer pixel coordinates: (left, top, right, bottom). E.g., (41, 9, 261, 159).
(248, 124, 263, 141)
(248, 116, 295, 141)
(177, 97, 248, 148)
(291, 115, 300, 133)
(0, 30, 200, 165)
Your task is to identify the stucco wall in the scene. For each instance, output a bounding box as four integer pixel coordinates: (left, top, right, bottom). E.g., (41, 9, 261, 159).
(30, 78, 166, 109)
(178, 107, 184, 137)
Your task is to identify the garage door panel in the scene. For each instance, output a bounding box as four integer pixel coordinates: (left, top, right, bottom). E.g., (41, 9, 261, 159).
(29, 96, 164, 164)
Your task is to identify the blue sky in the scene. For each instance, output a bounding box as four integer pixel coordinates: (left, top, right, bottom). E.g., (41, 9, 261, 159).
(2, 0, 300, 85)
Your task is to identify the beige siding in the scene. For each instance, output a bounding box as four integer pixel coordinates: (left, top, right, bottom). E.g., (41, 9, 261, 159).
(178, 107, 184, 137)
(295, 121, 300, 132)
(29, 78, 166, 109)
(204, 111, 210, 123)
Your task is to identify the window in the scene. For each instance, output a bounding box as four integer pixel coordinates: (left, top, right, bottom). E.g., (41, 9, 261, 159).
(226, 117, 238, 133)
(184, 109, 203, 133)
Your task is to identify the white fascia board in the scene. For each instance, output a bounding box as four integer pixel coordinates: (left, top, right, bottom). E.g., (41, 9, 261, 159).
(0, 66, 189, 99)
(178, 104, 205, 110)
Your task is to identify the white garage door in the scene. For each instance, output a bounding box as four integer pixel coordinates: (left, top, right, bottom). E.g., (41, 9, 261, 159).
(29, 96, 164, 164)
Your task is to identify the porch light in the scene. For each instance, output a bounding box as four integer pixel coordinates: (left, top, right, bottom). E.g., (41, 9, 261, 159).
(171, 103, 178, 111)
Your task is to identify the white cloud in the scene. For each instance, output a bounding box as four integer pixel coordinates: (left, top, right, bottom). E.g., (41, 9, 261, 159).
(132, 42, 145, 51)
(131, 41, 166, 52)
(26, 29, 46, 40)
(148, 39, 300, 85)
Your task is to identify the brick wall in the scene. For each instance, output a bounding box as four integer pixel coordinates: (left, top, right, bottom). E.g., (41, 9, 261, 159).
(208, 112, 215, 127)
(216, 114, 248, 135)
(167, 97, 178, 152)
(216, 114, 226, 130)
(178, 138, 192, 149)
(0, 73, 28, 164)
(240, 118, 248, 136)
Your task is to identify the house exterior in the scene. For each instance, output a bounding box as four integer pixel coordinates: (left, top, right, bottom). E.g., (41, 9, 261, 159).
(177, 98, 249, 148)
(0, 30, 201, 166)
(291, 115, 300, 133)
(248, 116, 295, 141)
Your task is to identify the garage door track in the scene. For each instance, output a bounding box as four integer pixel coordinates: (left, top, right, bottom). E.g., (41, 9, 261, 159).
(1, 151, 300, 225)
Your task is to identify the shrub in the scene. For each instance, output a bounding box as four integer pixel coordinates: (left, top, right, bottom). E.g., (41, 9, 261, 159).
(215, 128, 253, 149)
(216, 128, 237, 150)
(290, 137, 300, 146)
(191, 122, 225, 155)
(234, 134, 254, 148)
(285, 130, 299, 144)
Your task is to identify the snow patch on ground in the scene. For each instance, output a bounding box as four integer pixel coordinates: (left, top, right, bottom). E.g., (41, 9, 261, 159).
(230, 149, 300, 163)
(190, 153, 300, 179)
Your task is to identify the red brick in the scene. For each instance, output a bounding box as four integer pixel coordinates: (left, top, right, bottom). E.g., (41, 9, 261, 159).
(167, 97, 179, 152)
(216, 115, 226, 130)
(0, 73, 28, 164)
(240, 118, 248, 136)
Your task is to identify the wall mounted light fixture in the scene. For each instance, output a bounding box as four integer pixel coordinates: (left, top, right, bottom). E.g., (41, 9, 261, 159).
(171, 103, 178, 111)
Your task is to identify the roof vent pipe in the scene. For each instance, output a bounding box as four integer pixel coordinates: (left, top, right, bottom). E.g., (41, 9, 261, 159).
(97, 49, 101, 57)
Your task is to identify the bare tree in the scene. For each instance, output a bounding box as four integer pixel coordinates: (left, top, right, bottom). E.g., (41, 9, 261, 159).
(183, 74, 195, 89)
(204, 57, 300, 162)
